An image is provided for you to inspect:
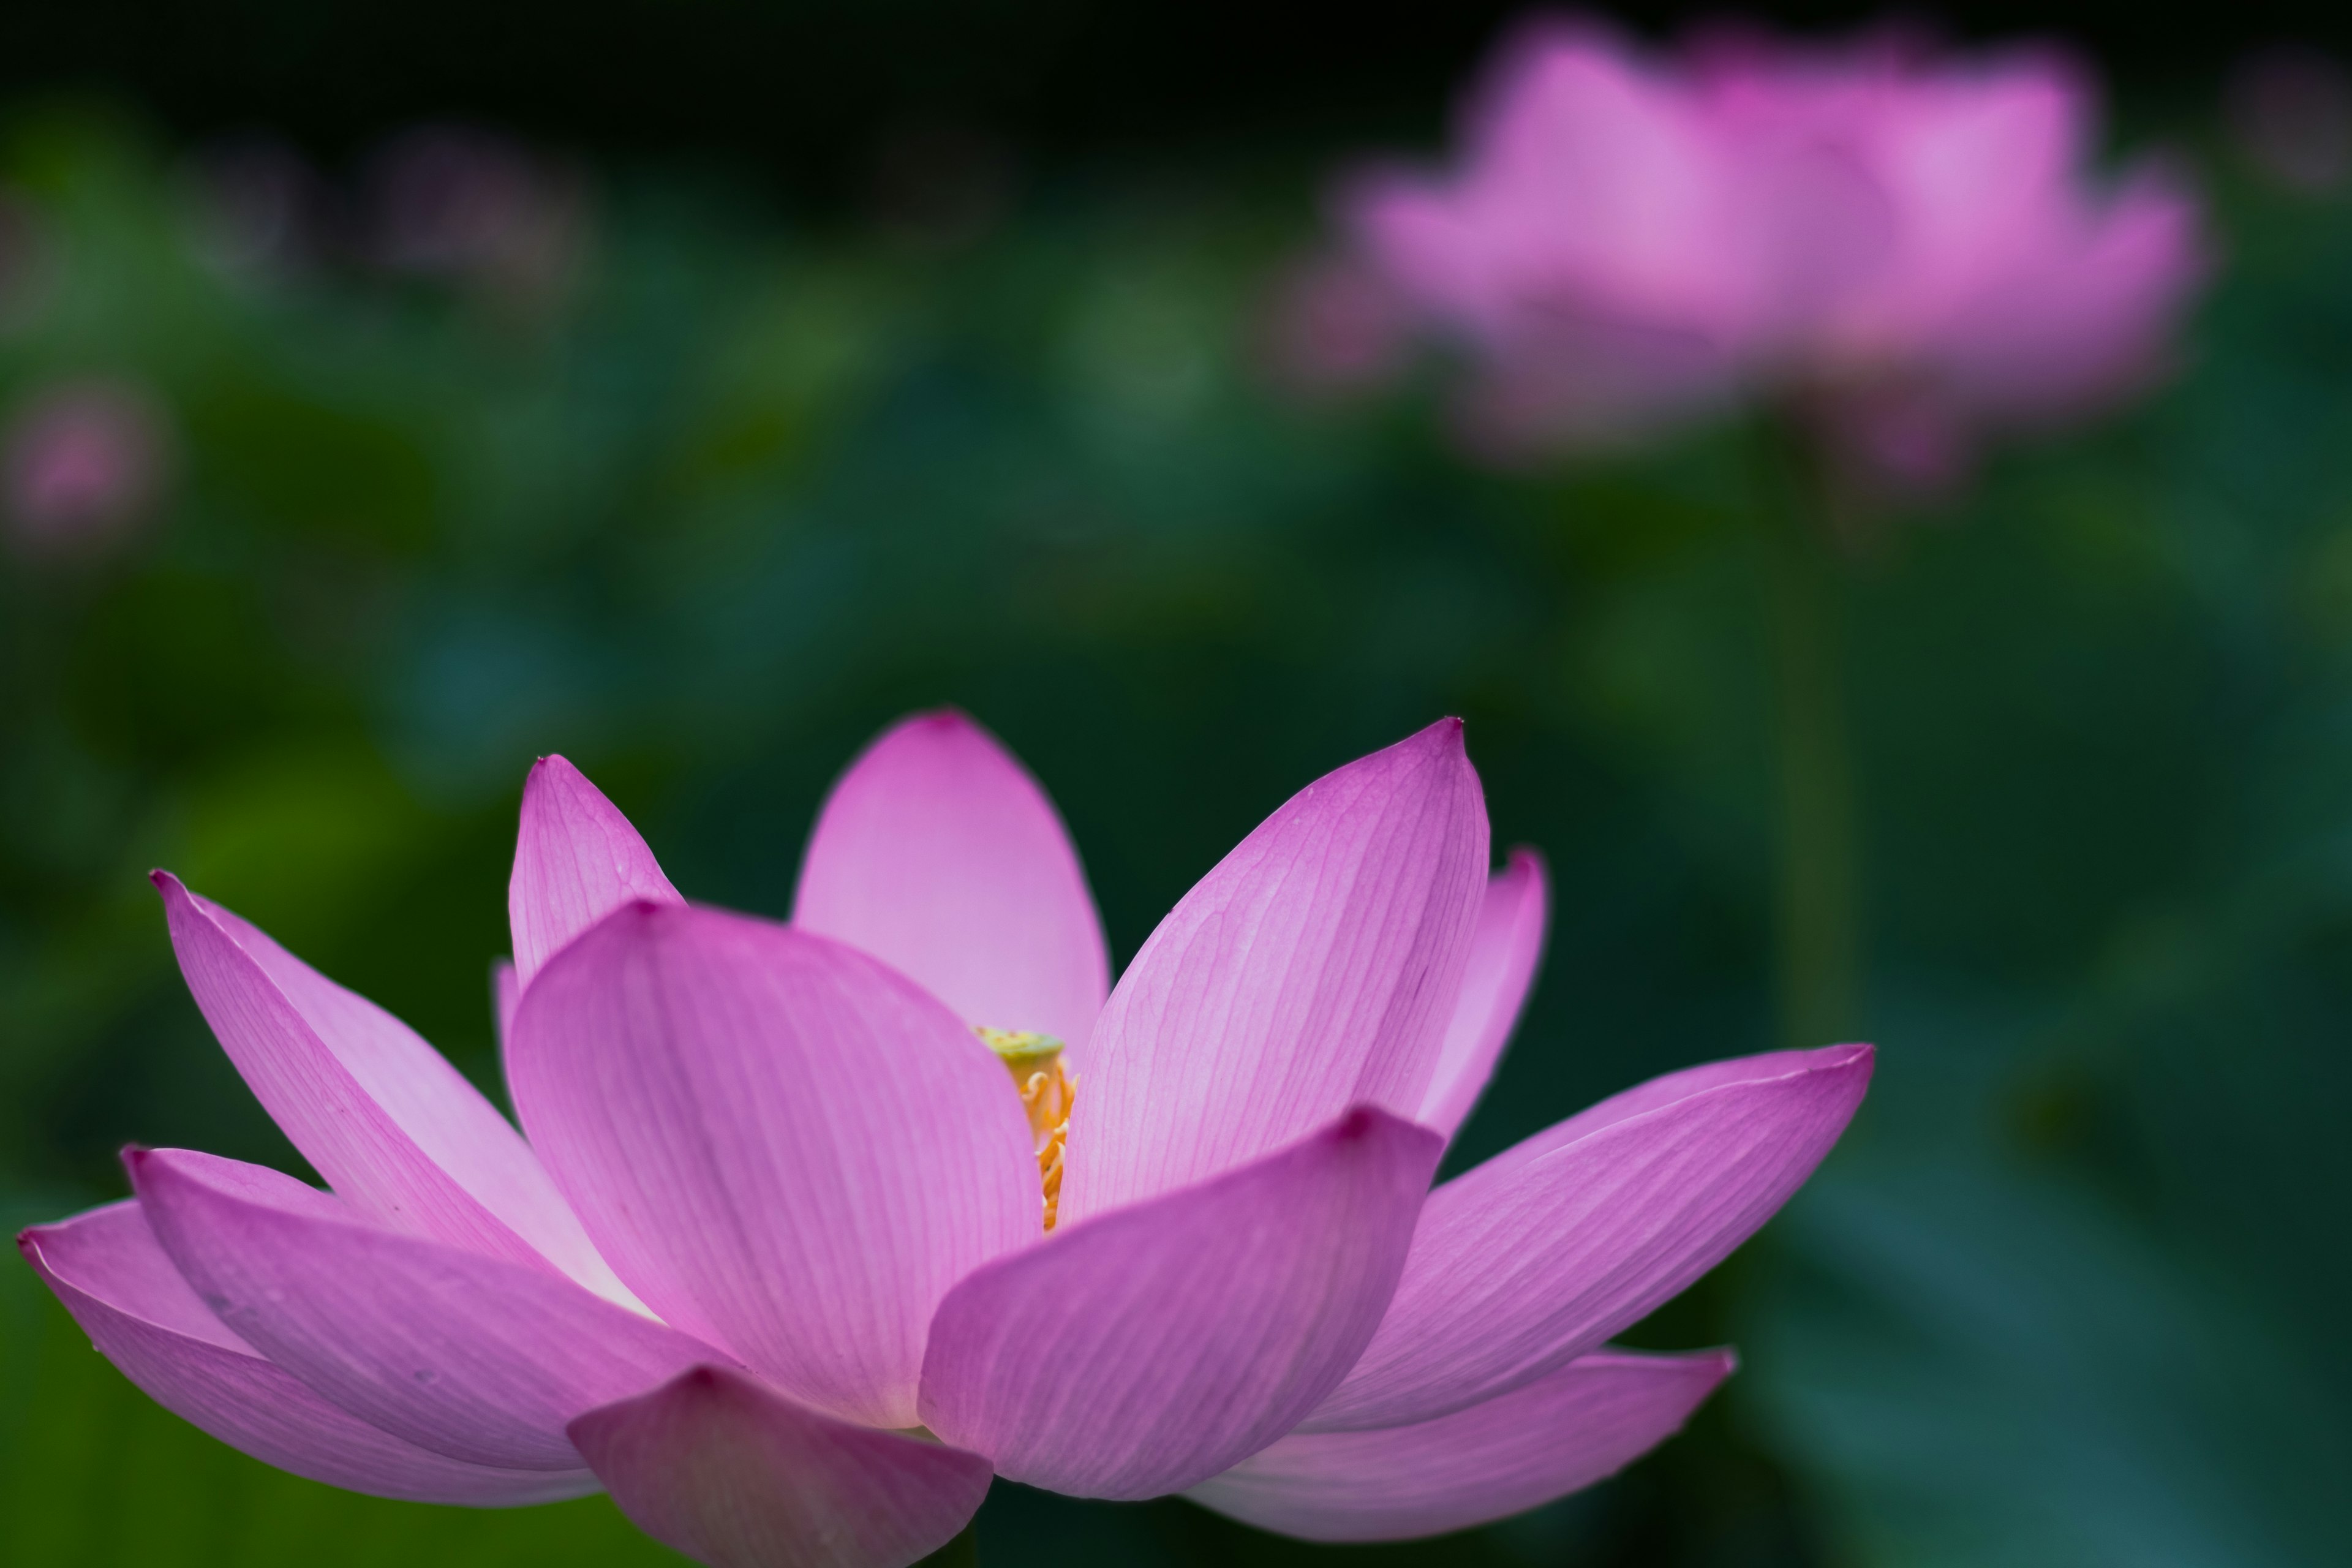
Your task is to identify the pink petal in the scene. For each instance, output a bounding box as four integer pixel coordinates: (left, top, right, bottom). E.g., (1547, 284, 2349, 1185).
(793, 710, 1110, 1054)
(1303, 1044, 1870, 1431)
(570, 1365, 993, 1568)
(129, 1147, 719, 1472)
(1189, 1348, 1732, 1541)
(1059, 721, 1487, 1225)
(1417, 848, 1549, 1139)
(918, 1107, 1441, 1501)
(508, 902, 1036, 1429)
(151, 872, 633, 1305)
(18, 1200, 594, 1506)
(507, 755, 682, 989)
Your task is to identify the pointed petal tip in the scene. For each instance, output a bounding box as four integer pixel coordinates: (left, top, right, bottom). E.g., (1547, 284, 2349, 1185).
(1818, 1041, 1875, 1076)
(1503, 845, 1547, 875)
(1417, 715, 1467, 752)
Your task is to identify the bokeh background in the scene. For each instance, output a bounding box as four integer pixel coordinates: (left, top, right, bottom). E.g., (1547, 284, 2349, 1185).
(4, 4, 2349, 1564)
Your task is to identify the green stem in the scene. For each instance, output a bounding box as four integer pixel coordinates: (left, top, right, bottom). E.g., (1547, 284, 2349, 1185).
(1755, 421, 1861, 1050)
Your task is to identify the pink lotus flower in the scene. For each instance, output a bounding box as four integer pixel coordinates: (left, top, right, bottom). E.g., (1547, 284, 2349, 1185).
(18, 713, 1869, 1562)
(4, 377, 174, 556)
(1333, 18, 2206, 478)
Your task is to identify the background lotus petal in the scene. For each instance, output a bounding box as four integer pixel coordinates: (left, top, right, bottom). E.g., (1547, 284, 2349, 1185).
(508, 756, 684, 989)
(151, 872, 632, 1302)
(1417, 848, 1548, 1140)
(1061, 721, 1486, 1223)
(20, 1200, 597, 1506)
(130, 1148, 717, 1471)
(1305, 1044, 1871, 1431)
(570, 1365, 993, 1568)
(793, 709, 1110, 1054)
(919, 1107, 1441, 1500)
(1189, 1348, 1733, 1541)
(510, 902, 1037, 1428)
(1338, 22, 2206, 468)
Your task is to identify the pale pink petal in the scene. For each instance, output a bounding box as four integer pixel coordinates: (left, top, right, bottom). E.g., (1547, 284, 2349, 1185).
(1303, 1044, 1870, 1431)
(919, 1107, 1441, 1501)
(509, 903, 1036, 1429)
(1417, 849, 1549, 1139)
(1927, 164, 2206, 417)
(1189, 1348, 1732, 1541)
(129, 1148, 719, 1472)
(792, 710, 1110, 1053)
(1059, 721, 1487, 1225)
(19, 1200, 594, 1506)
(151, 872, 633, 1305)
(571, 1366, 992, 1568)
(507, 755, 682, 989)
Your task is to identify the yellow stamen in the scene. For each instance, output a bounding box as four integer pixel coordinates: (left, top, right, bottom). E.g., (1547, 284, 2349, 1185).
(974, 1027, 1077, 1231)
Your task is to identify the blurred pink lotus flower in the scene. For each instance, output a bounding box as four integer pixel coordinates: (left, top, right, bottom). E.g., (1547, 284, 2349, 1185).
(4, 377, 174, 556)
(20, 712, 1869, 1561)
(364, 126, 590, 311)
(1330, 17, 2206, 480)
(1257, 252, 1419, 396)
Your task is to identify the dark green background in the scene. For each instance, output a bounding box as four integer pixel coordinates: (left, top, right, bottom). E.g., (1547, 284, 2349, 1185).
(2, 8, 2347, 1565)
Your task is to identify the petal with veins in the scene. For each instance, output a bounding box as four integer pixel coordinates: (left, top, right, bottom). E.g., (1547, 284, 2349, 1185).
(794, 710, 1110, 1054)
(20, 1200, 595, 1506)
(151, 872, 633, 1305)
(1191, 1349, 1732, 1541)
(130, 1148, 718, 1472)
(571, 1365, 992, 1568)
(510, 903, 1037, 1429)
(508, 755, 682, 989)
(1304, 1044, 1870, 1431)
(1061, 721, 1487, 1224)
(1418, 848, 1548, 1140)
(920, 1107, 1441, 1500)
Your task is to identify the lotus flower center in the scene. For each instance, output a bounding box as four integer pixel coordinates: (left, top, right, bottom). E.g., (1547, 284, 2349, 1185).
(974, 1027, 1076, 1232)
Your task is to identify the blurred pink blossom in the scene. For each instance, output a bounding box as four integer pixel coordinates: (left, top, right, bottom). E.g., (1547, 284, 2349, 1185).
(363, 126, 590, 310)
(4, 378, 173, 556)
(1330, 17, 2207, 480)
(1257, 252, 1418, 396)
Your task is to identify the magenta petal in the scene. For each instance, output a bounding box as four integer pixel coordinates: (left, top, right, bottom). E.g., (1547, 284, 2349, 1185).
(19, 1200, 594, 1506)
(919, 1107, 1441, 1501)
(151, 872, 631, 1303)
(570, 1366, 993, 1568)
(1303, 1044, 1870, 1431)
(1060, 721, 1488, 1224)
(1417, 848, 1548, 1139)
(1190, 1348, 1732, 1542)
(130, 1148, 719, 1471)
(793, 710, 1110, 1053)
(510, 903, 1037, 1428)
(507, 755, 683, 989)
